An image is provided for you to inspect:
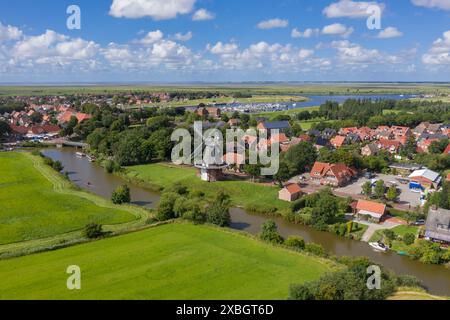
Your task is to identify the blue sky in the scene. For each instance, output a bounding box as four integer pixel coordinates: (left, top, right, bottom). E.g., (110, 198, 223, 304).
(0, 0, 449, 82)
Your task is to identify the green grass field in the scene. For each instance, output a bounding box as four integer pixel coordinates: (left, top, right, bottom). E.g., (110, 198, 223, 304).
(124, 163, 289, 210)
(0, 223, 332, 300)
(0, 152, 138, 245)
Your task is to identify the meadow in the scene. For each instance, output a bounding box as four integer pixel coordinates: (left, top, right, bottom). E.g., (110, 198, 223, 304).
(0, 152, 140, 245)
(1, 83, 449, 96)
(0, 223, 332, 300)
(124, 163, 290, 210)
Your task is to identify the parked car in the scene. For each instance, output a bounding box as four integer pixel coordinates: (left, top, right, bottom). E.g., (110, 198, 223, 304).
(412, 219, 426, 226)
(364, 172, 374, 179)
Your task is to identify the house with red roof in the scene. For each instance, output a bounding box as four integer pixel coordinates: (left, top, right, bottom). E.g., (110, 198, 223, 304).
(330, 135, 346, 149)
(310, 162, 357, 187)
(279, 183, 303, 202)
(354, 200, 387, 223)
(377, 139, 402, 154)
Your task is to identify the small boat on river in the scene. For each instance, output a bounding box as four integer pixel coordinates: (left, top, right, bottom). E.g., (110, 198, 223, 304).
(369, 242, 389, 252)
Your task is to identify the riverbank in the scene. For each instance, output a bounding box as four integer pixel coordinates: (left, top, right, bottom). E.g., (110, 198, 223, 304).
(0, 152, 152, 258)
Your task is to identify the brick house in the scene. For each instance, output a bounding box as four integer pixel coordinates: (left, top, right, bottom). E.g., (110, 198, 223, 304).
(279, 183, 303, 202)
(310, 162, 356, 187)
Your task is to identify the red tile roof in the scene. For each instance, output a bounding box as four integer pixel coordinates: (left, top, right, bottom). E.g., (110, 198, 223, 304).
(330, 135, 346, 148)
(356, 200, 386, 216)
(285, 183, 302, 194)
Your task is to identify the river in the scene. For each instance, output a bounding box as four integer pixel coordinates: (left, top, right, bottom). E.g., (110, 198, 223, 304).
(42, 148, 450, 296)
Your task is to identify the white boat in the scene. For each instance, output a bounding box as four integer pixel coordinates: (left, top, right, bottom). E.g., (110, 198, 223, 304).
(369, 242, 389, 252)
(76, 152, 85, 158)
(87, 155, 96, 162)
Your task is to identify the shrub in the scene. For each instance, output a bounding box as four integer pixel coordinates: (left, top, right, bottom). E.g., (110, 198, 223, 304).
(396, 275, 424, 289)
(111, 185, 131, 204)
(403, 233, 416, 246)
(206, 204, 231, 227)
(83, 223, 104, 239)
(52, 160, 64, 172)
(259, 220, 284, 244)
(156, 192, 180, 221)
(305, 243, 326, 257)
(285, 236, 305, 250)
(383, 229, 396, 241)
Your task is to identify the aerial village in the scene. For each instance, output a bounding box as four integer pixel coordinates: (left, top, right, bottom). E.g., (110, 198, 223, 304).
(1, 96, 450, 254)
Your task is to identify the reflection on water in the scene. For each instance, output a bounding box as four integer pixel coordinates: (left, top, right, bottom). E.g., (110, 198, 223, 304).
(44, 148, 450, 296)
(42, 148, 160, 209)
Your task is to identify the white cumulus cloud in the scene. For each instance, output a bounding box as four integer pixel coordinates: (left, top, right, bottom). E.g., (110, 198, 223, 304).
(109, 0, 196, 20)
(422, 30, 450, 65)
(291, 28, 320, 38)
(377, 27, 403, 39)
(139, 30, 164, 45)
(411, 0, 450, 10)
(0, 21, 22, 41)
(257, 18, 289, 30)
(192, 9, 215, 21)
(322, 23, 354, 38)
(173, 31, 193, 41)
(323, 0, 385, 18)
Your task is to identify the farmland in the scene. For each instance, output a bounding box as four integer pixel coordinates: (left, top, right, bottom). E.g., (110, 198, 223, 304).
(0, 223, 332, 300)
(0, 152, 142, 246)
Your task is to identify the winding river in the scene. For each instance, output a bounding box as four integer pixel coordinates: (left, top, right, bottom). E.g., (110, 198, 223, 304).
(42, 148, 450, 296)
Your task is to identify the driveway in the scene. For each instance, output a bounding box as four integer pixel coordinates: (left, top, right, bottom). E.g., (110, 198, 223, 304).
(357, 219, 402, 242)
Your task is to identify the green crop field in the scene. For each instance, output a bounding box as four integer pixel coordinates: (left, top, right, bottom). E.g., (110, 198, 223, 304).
(0, 223, 332, 300)
(0, 152, 138, 245)
(124, 163, 289, 210)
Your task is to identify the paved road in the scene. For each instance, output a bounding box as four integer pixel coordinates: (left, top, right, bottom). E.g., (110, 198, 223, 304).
(358, 220, 400, 242)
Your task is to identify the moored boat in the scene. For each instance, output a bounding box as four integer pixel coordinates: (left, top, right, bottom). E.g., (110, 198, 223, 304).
(369, 242, 389, 252)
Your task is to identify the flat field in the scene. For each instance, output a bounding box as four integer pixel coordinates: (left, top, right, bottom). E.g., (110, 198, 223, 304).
(0, 223, 332, 300)
(0, 152, 137, 245)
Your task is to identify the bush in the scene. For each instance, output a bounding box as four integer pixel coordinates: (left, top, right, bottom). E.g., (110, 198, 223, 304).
(383, 229, 396, 241)
(396, 275, 424, 289)
(403, 233, 416, 246)
(52, 160, 64, 172)
(111, 185, 131, 204)
(285, 236, 305, 250)
(156, 192, 180, 221)
(259, 220, 284, 244)
(305, 243, 326, 257)
(245, 203, 277, 215)
(289, 282, 316, 300)
(83, 223, 104, 239)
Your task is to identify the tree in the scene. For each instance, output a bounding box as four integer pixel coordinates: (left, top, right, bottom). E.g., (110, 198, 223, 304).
(386, 185, 399, 202)
(206, 192, 231, 227)
(260, 220, 284, 244)
(111, 185, 131, 204)
(284, 142, 317, 175)
(362, 181, 372, 198)
(243, 164, 262, 182)
(274, 161, 291, 187)
(83, 223, 104, 239)
(403, 233, 416, 246)
(156, 192, 179, 221)
(428, 139, 449, 154)
(374, 180, 385, 199)
(0, 120, 11, 140)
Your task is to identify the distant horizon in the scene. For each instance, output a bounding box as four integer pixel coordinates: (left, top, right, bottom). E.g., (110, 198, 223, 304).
(1, 81, 450, 87)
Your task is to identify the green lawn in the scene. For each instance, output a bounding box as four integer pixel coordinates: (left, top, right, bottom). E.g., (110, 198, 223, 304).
(0, 152, 137, 245)
(124, 163, 289, 210)
(369, 225, 420, 252)
(0, 223, 332, 300)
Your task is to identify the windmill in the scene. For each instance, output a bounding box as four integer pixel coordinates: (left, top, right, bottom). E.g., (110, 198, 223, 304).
(191, 121, 227, 182)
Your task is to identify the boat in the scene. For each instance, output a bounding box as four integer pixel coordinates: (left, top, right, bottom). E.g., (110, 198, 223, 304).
(369, 242, 389, 252)
(75, 152, 85, 158)
(87, 155, 96, 162)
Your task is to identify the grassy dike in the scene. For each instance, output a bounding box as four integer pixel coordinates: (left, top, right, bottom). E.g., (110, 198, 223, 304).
(0, 223, 335, 300)
(0, 152, 151, 258)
